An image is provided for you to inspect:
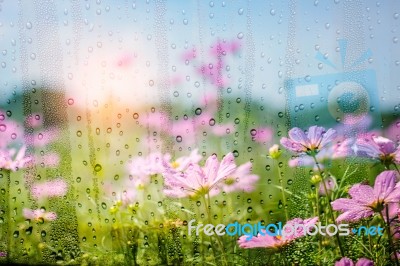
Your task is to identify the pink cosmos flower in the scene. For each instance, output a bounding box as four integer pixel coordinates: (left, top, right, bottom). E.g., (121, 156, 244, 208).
(163, 152, 237, 198)
(31, 179, 68, 199)
(386, 119, 400, 143)
(127, 152, 169, 188)
(23, 208, 57, 222)
(355, 136, 400, 166)
(0, 145, 31, 171)
(163, 149, 202, 174)
(25, 113, 43, 128)
(288, 138, 354, 170)
(0, 112, 24, 148)
(331, 171, 400, 223)
(335, 257, 374, 266)
(238, 217, 318, 249)
(115, 53, 135, 68)
(211, 162, 259, 195)
(250, 127, 274, 143)
(114, 189, 137, 208)
(280, 126, 337, 155)
(35, 152, 60, 168)
(318, 176, 337, 196)
(30, 128, 59, 147)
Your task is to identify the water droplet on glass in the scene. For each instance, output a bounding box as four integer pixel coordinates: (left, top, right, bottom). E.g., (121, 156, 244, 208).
(237, 32, 244, 39)
(94, 164, 102, 172)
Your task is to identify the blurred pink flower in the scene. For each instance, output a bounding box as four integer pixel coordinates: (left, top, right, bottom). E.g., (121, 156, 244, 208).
(163, 149, 202, 174)
(25, 113, 43, 128)
(288, 138, 353, 170)
(114, 189, 137, 207)
(212, 161, 259, 195)
(209, 39, 241, 56)
(318, 176, 337, 196)
(335, 257, 374, 266)
(163, 152, 237, 198)
(386, 119, 400, 143)
(30, 128, 59, 147)
(332, 171, 400, 223)
(355, 135, 400, 167)
(181, 39, 240, 89)
(0, 112, 24, 148)
(115, 53, 134, 68)
(238, 217, 318, 249)
(23, 208, 57, 222)
(35, 152, 60, 168)
(139, 107, 232, 147)
(127, 152, 169, 188)
(0, 145, 31, 171)
(251, 127, 274, 143)
(31, 179, 68, 199)
(181, 48, 197, 62)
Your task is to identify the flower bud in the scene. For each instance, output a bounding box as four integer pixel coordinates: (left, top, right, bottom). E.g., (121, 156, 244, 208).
(311, 174, 322, 184)
(269, 144, 282, 159)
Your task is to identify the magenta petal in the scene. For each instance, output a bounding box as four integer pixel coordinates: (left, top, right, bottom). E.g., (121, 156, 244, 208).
(373, 170, 397, 202)
(215, 152, 237, 183)
(373, 136, 396, 154)
(288, 127, 309, 147)
(335, 257, 355, 266)
(204, 154, 220, 183)
(307, 126, 324, 145)
(331, 198, 360, 212)
(319, 128, 337, 149)
(336, 208, 374, 223)
(238, 231, 281, 249)
(280, 137, 304, 152)
(355, 258, 374, 266)
(356, 138, 381, 157)
(348, 184, 374, 204)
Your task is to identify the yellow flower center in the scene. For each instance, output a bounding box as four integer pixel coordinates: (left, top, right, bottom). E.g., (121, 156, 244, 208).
(224, 177, 236, 185)
(171, 161, 180, 169)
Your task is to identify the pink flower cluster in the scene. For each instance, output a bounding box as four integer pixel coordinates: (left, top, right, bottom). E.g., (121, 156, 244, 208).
(125, 149, 259, 199)
(331, 171, 400, 223)
(238, 217, 318, 249)
(23, 179, 68, 222)
(162, 152, 259, 198)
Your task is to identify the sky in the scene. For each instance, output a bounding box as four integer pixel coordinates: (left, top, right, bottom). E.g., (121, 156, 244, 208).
(0, 0, 399, 116)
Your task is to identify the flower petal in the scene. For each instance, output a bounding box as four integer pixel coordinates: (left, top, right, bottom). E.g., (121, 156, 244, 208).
(373, 136, 396, 154)
(348, 184, 374, 204)
(318, 128, 337, 150)
(288, 127, 309, 148)
(373, 170, 397, 202)
(307, 126, 324, 146)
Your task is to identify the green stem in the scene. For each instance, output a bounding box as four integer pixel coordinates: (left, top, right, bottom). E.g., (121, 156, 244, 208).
(312, 155, 345, 257)
(202, 194, 227, 266)
(315, 185, 321, 266)
(275, 160, 289, 221)
(380, 208, 399, 266)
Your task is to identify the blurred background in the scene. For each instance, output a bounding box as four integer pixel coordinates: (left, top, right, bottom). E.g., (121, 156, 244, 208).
(0, 0, 399, 265)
